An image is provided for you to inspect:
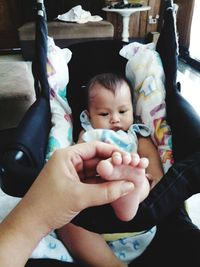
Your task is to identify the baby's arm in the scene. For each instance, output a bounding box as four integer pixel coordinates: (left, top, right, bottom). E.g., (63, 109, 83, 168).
(138, 137, 164, 188)
(57, 223, 127, 267)
(77, 130, 85, 144)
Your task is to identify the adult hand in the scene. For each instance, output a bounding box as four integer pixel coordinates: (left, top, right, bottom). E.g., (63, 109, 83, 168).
(0, 141, 134, 267)
(23, 141, 135, 232)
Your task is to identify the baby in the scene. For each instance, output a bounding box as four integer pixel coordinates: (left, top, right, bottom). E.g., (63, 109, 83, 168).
(57, 73, 163, 267)
(79, 73, 155, 221)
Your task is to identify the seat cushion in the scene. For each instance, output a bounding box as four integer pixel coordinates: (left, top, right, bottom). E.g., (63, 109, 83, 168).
(19, 20, 114, 40)
(18, 20, 114, 60)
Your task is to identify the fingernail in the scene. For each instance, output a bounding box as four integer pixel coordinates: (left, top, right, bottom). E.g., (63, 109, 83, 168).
(121, 182, 134, 195)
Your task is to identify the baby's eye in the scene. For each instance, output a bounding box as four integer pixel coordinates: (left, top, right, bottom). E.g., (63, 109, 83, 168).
(99, 112, 109, 116)
(119, 110, 127, 114)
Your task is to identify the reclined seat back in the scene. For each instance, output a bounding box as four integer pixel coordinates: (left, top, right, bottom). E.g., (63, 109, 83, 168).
(0, 0, 185, 198)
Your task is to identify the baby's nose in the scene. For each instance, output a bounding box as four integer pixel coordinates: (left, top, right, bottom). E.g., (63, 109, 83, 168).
(111, 114, 120, 123)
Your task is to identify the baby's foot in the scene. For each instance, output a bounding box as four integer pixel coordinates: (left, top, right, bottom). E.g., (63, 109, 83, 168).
(97, 151, 149, 185)
(97, 152, 150, 221)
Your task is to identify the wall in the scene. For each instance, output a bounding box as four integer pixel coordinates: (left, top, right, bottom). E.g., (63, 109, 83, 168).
(0, 0, 194, 51)
(105, 0, 161, 40)
(0, 0, 20, 49)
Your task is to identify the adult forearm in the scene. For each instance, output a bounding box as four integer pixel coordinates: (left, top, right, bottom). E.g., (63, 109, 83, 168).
(0, 142, 136, 267)
(0, 198, 48, 267)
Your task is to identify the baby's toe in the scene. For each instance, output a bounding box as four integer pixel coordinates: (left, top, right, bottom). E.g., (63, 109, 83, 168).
(96, 159, 114, 180)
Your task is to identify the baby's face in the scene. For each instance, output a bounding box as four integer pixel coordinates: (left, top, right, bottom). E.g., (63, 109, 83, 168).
(88, 83, 134, 131)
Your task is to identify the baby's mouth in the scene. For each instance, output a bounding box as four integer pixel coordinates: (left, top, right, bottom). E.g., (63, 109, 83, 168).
(111, 127, 121, 132)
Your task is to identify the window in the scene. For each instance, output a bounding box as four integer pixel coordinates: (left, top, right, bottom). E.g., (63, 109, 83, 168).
(189, 0, 200, 61)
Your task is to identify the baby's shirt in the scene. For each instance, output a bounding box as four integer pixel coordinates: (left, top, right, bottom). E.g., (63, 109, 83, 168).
(80, 110, 151, 153)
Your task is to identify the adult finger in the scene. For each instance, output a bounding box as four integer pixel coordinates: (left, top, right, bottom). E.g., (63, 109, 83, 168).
(67, 141, 121, 163)
(79, 158, 101, 179)
(77, 181, 135, 210)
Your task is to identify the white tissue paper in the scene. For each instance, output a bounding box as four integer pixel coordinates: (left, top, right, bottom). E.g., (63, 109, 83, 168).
(57, 5, 103, 24)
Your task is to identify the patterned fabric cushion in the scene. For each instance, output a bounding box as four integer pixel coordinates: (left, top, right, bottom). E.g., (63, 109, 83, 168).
(45, 37, 73, 161)
(120, 42, 174, 173)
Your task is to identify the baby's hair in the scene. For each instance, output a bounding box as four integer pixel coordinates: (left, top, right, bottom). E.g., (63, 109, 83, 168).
(85, 73, 133, 109)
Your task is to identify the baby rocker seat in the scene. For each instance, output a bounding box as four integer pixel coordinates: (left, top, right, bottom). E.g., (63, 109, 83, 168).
(0, 0, 200, 266)
(0, 0, 175, 197)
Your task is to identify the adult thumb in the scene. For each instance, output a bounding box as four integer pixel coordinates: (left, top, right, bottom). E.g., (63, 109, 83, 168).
(80, 181, 134, 210)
